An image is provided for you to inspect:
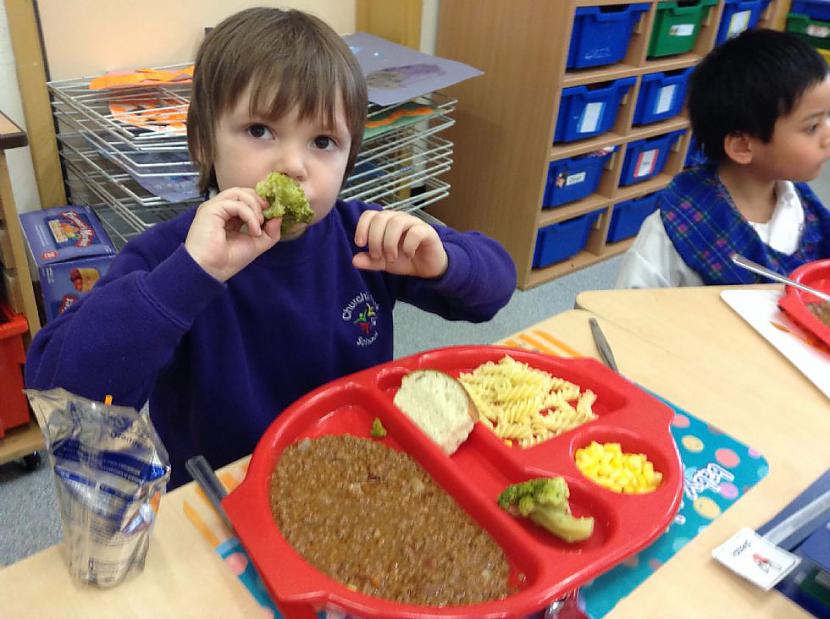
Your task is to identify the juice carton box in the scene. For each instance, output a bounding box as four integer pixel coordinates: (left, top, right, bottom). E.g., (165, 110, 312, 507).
(20, 206, 116, 322)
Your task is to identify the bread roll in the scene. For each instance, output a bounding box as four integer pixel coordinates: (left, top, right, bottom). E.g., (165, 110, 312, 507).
(393, 370, 477, 455)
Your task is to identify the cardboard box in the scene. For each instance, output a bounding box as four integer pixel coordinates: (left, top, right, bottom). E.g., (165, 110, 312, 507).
(20, 206, 116, 322)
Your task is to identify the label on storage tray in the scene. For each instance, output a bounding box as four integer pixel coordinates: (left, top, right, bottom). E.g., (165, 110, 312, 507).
(669, 23, 695, 37)
(807, 24, 830, 39)
(728, 10, 751, 38)
(655, 85, 677, 115)
(579, 102, 605, 135)
(635, 148, 659, 178)
(565, 171, 587, 186)
(712, 528, 801, 591)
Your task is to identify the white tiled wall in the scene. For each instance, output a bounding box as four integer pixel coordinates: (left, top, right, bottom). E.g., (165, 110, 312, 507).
(36, 0, 356, 80)
(0, 2, 41, 214)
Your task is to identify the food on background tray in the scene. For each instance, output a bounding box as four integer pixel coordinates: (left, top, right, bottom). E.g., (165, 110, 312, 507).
(255, 172, 314, 233)
(270, 435, 511, 606)
(392, 369, 477, 455)
(575, 441, 663, 494)
(808, 301, 830, 328)
(497, 477, 594, 543)
(370, 417, 387, 438)
(458, 355, 597, 448)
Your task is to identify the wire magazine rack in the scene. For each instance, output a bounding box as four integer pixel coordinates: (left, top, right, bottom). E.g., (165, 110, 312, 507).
(49, 64, 457, 248)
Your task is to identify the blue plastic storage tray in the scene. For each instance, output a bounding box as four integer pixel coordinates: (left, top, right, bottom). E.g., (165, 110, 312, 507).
(633, 67, 694, 125)
(555, 76, 636, 143)
(791, 0, 830, 21)
(543, 149, 614, 208)
(620, 129, 686, 186)
(567, 3, 651, 69)
(716, 0, 767, 44)
(533, 211, 601, 268)
(607, 192, 660, 242)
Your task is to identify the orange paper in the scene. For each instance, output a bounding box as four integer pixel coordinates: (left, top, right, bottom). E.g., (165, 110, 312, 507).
(89, 66, 194, 90)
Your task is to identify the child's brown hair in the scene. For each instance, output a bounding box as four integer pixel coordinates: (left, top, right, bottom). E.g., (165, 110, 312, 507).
(187, 7, 368, 193)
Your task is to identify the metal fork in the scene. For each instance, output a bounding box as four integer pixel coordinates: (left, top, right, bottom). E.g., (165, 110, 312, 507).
(731, 254, 830, 303)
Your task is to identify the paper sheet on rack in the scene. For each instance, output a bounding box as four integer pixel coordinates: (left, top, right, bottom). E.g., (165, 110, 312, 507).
(89, 66, 194, 90)
(721, 289, 830, 400)
(343, 32, 482, 106)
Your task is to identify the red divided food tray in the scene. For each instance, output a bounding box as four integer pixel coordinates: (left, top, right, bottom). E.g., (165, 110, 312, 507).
(222, 346, 683, 619)
(778, 259, 830, 348)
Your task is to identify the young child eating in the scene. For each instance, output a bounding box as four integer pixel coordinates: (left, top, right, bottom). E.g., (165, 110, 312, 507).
(25, 8, 517, 487)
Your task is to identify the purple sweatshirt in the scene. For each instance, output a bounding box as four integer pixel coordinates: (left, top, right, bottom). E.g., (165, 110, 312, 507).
(25, 200, 516, 487)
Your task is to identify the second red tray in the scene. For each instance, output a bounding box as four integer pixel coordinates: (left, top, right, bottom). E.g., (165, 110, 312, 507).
(778, 259, 830, 348)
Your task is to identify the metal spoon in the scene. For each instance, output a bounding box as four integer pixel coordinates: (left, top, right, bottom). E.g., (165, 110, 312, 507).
(731, 254, 830, 303)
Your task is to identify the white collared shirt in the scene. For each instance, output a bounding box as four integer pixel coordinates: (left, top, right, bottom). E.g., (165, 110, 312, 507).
(615, 181, 805, 288)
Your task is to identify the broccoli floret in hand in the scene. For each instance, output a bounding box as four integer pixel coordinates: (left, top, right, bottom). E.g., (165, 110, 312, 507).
(497, 477, 594, 543)
(255, 172, 314, 233)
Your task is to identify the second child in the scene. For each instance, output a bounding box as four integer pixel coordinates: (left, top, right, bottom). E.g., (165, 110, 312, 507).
(616, 29, 830, 288)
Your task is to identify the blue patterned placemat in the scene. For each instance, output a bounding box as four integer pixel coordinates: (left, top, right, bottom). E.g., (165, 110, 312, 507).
(581, 394, 769, 618)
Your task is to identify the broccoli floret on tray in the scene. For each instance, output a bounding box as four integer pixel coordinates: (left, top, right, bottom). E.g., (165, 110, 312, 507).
(498, 477, 594, 543)
(370, 418, 387, 438)
(255, 172, 313, 232)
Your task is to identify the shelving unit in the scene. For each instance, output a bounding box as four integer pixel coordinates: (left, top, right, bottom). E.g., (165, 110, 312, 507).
(432, 0, 787, 289)
(0, 110, 44, 467)
(0, 112, 41, 339)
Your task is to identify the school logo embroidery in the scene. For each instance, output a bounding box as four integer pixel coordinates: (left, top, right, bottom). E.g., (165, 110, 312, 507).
(342, 291, 380, 347)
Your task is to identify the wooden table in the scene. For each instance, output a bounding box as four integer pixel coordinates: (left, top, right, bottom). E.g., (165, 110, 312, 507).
(567, 287, 828, 618)
(1, 288, 827, 617)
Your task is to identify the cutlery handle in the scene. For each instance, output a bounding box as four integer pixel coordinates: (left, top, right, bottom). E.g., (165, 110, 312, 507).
(731, 255, 830, 302)
(589, 318, 619, 373)
(546, 588, 589, 619)
(762, 488, 830, 547)
(186, 455, 233, 530)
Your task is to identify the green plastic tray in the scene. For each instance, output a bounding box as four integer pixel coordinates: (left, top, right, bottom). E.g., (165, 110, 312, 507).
(648, 0, 718, 58)
(787, 12, 830, 50)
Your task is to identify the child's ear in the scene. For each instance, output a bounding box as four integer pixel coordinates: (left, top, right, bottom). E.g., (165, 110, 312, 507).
(723, 132, 754, 165)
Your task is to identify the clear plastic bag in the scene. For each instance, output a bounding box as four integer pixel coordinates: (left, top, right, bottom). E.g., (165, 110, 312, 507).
(25, 388, 171, 587)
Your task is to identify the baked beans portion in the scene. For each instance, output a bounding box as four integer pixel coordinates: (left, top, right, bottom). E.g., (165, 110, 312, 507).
(270, 435, 510, 606)
(808, 301, 830, 328)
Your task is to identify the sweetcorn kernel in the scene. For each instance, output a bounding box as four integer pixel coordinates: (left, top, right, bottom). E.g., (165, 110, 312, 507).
(574, 441, 662, 494)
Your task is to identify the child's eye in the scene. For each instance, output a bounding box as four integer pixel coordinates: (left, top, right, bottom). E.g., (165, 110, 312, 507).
(247, 124, 274, 140)
(312, 135, 337, 150)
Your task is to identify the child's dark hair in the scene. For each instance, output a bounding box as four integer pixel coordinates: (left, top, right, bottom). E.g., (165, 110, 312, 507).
(187, 8, 368, 193)
(688, 28, 828, 162)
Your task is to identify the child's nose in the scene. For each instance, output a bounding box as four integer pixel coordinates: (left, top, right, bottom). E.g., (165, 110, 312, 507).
(275, 144, 307, 181)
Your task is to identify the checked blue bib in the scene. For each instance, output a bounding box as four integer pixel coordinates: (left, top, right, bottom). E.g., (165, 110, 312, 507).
(660, 165, 830, 284)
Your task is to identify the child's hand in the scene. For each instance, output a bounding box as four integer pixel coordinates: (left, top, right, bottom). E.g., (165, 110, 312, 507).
(185, 187, 283, 282)
(353, 210, 448, 278)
